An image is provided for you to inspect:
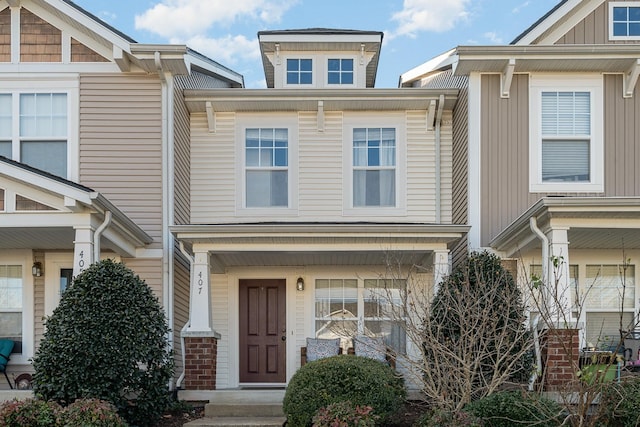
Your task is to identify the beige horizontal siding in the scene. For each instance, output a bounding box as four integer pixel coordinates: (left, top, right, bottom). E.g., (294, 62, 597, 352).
(211, 274, 230, 388)
(173, 244, 191, 378)
(190, 110, 453, 224)
(79, 74, 163, 247)
(122, 257, 163, 300)
(173, 78, 191, 225)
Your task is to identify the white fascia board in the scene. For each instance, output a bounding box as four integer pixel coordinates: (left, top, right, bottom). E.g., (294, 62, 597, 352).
(399, 48, 457, 85)
(185, 54, 244, 85)
(259, 33, 382, 44)
(514, 0, 595, 45)
(0, 212, 90, 227)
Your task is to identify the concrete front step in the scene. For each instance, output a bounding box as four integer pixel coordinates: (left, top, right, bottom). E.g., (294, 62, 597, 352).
(205, 403, 284, 417)
(183, 416, 286, 427)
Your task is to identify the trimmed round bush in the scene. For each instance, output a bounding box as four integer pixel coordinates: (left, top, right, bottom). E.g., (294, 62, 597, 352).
(283, 355, 405, 427)
(0, 398, 61, 427)
(31, 259, 173, 427)
(62, 398, 127, 427)
(463, 391, 563, 427)
(600, 376, 640, 425)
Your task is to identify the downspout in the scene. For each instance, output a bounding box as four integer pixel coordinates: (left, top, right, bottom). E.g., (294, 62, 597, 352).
(176, 241, 193, 389)
(528, 216, 548, 391)
(156, 51, 175, 389)
(435, 94, 445, 223)
(93, 211, 112, 263)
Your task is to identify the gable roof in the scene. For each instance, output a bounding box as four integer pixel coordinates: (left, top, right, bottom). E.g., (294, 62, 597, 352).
(510, 0, 571, 44)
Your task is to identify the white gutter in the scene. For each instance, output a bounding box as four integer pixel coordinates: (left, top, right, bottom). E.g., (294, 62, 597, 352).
(528, 217, 548, 390)
(156, 50, 175, 389)
(93, 210, 112, 263)
(435, 94, 445, 223)
(176, 241, 194, 389)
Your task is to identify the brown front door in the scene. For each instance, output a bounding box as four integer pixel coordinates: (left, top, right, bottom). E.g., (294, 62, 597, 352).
(239, 279, 286, 383)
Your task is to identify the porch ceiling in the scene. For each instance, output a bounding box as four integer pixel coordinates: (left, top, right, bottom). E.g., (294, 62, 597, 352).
(0, 227, 123, 253)
(490, 197, 640, 257)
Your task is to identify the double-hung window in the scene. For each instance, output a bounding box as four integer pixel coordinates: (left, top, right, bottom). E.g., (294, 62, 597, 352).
(353, 128, 396, 207)
(245, 128, 288, 208)
(529, 76, 603, 192)
(0, 81, 76, 180)
(328, 58, 354, 85)
(315, 278, 406, 353)
(286, 59, 312, 85)
(610, 2, 640, 39)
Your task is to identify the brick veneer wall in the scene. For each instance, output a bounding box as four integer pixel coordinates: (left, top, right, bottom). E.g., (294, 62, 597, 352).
(540, 328, 579, 391)
(183, 335, 219, 390)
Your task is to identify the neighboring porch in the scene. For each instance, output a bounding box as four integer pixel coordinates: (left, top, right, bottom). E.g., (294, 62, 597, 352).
(172, 222, 468, 391)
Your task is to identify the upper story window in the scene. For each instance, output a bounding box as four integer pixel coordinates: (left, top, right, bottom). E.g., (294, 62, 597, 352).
(353, 128, 396, 207)
(286, 59, 312, 85)
(610, 2, 640, 39)
(529, 75, 603, 193)
(328, 59, 354, 85)
(245, 128, 288, 207)
(0, 80, 77, 180)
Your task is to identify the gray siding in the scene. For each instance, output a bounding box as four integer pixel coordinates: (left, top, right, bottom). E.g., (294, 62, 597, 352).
(173, 246, 191, 378)
(78, 74, 163, 248)
(451, 88, 469, 268)
(173, 77, 191, 226)
(555, 1, 640, 45)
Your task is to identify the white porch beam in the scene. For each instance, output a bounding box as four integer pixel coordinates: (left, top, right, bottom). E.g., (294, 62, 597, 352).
(73, 225, 94, 277)
(432, 250, 450, 294)
(500, 58, 515, 98)
(6, 0, 20, 7)
(205, 101, 216, 133)
(624, 59, 640, 98)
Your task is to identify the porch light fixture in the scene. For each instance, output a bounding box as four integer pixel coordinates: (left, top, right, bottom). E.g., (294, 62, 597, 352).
(32, 262, 42, 277)
(296, 277, 305, 291)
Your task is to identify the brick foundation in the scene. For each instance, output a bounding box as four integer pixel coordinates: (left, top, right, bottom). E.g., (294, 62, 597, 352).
(540, 328, 579, 391)
(183, 333, 219, 390)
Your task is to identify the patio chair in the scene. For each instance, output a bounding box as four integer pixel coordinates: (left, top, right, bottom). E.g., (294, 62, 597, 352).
(0, 339, 14, 389)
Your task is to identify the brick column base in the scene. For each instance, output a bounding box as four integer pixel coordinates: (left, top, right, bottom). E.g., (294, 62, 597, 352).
(182, 331, 220, 390)
(540, 328, 579, 391)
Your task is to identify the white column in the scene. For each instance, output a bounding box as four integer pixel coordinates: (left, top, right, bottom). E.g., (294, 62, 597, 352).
(432, 249, 450, 294)
(73, 225, 94, 277)
(187, 250, 213, 333)
(546, 227, 572, 327)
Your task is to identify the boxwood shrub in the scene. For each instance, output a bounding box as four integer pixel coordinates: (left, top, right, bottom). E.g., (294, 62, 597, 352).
(463, 391, 563, 427)
(283, 355, 405, 427)
(0, 398, 61, 427)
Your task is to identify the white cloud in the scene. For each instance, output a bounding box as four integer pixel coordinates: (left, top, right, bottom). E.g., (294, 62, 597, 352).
(512, 1, 531, 14)
(135, 0, 297, 39)
(177, 34, 261, 65)
(483, 31, 503, 44)
(389, 0, 471, 39)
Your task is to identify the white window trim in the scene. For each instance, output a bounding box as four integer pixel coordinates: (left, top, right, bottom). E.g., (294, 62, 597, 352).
(326, 55, 357, 88)
(343, 113, 406, 216)
(44, 253, 73, 318)
(1, 76, 79, 181)
(282, 56, 315, 88)
(529, 74, 603, 193)
(609, 2, 640, 40)
(0, 250, 34, 364)
(235, 114, 298, 216)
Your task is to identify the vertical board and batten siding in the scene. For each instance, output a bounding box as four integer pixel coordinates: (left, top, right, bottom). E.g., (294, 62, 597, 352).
(554, 1, 640, 45)
(603, 74, 640, 195)
(78, 74, 163, 248)
(451, 88, 469, 268)
(480, 73, 640, 246)
(191, 110, 453, 224)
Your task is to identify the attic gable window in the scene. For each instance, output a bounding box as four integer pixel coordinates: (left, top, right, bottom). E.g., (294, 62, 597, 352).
(328, 59, 354, 85)
(610, 2, 640, 39)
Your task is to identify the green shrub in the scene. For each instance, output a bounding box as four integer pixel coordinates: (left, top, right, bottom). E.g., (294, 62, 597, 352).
(312, 401, 379, 427)
(415, 408, 483, 427)
(62, 398, 127, 426)
(600, 376, 640, 426)
(0, 398, 61, 427)
(283, 355, 405, 427)
(32, 259, 174, 427)
(463, 391, 563, 427)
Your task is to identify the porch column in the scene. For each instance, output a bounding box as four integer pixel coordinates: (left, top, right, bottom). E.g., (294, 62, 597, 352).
(182, 248, 219, 390)
(73, 225, 94, 277)
(432, 249, 450, 293)
(546, 227, 572, 326)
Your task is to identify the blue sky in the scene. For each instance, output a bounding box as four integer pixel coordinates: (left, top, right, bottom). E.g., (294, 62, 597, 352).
(72, 0, 560, 88)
